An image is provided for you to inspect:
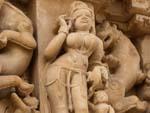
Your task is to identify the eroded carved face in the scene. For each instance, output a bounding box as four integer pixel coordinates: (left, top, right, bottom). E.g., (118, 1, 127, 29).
(97, 23, 118, 50)
(73, 9, 93, 32)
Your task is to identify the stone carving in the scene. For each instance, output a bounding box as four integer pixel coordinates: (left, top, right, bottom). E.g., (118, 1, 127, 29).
(11, 93, 40, 113)
(44, 1, 109, 113)
(125, 0, 150, 16)
(88, 69, 114, 113)
(87, 66, 109, 98)
(96, 21, 147, 113)
(0, 0, 148, 113)
(0, 0, 37, 113)
(134, 35, 150, 113)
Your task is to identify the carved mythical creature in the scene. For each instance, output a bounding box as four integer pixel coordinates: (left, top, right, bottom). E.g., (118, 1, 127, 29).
(44, 1, 108, 113)
(97, 22, 147, 113)
(0, 0, 36, 112)
(0, 0, 36, 95)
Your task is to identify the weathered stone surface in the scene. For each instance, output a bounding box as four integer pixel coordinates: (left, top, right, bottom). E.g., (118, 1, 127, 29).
(0, 0, 149, 113)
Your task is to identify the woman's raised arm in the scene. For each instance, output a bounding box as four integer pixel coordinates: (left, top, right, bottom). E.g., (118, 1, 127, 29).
(44, 15, 71, 61)
(44, 32, 67, 61)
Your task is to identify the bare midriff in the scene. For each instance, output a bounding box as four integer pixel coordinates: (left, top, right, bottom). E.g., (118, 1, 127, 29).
(53, 50, 89, 72)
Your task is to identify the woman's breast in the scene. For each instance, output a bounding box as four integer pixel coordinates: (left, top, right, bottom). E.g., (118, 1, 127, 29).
(53, 34, 98, 71)
(65, 34, 97, 56)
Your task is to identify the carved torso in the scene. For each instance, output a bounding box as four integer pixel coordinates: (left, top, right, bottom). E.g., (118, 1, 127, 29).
(0, 2, 33, 75)
(53, 32, 100, 71)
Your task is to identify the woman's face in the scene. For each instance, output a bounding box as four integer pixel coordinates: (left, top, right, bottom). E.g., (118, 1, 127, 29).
(73, 9, 92, 32)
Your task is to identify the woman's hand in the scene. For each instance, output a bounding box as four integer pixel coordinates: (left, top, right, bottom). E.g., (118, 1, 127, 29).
(58, 15, 72, 34)
(0, 31, 8, 49)
(87, 66, 109, 88)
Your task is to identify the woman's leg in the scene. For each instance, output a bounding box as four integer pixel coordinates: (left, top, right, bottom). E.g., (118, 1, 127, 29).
(46, 69, 68, 113)
(71, 74, 89, 113)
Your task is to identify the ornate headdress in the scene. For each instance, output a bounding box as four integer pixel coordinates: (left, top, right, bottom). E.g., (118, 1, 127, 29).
(69, 1, 96, 34)
(70, 1, 93, 18)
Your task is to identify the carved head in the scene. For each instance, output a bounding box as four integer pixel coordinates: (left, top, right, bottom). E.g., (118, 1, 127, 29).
(93, 91, 108, 104)
(70, 1, 95, 33)
(96, 21, 120, 50)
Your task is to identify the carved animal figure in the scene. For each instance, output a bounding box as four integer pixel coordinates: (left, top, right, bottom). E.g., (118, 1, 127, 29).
(0, 1, 36, 112)
(0, 1, 36, 75)
(97, 22, 146, 113)
(0, 0, 36, 97)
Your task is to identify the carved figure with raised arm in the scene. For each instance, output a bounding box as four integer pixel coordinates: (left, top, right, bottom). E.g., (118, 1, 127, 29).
(44, 1, 108, 113)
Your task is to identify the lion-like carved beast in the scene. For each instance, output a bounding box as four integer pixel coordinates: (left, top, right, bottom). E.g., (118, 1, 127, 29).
(96, 22, 147, 113)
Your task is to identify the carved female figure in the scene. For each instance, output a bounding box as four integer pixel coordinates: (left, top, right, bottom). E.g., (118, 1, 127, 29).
(44, 1, 108, 113)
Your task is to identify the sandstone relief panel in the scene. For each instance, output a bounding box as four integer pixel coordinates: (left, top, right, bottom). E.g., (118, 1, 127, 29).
(0, 0, 149, 113)
(0, 0, 39, 113)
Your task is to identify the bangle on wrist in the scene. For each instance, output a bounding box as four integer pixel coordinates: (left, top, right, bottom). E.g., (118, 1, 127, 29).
(58, 26, 69, 35)
(58, 30, 68, 35)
